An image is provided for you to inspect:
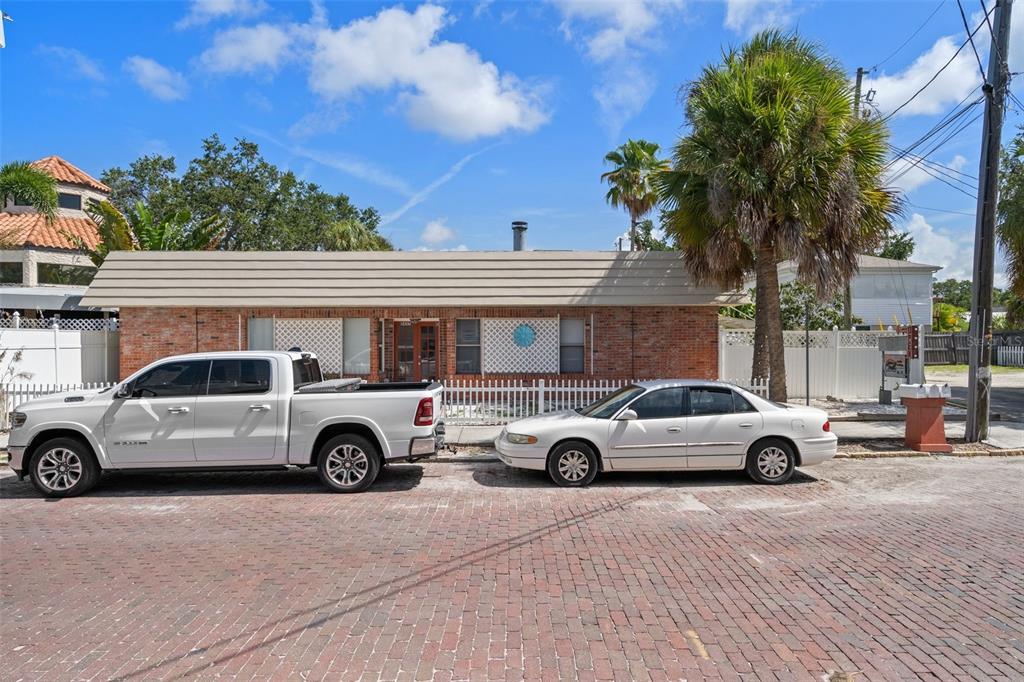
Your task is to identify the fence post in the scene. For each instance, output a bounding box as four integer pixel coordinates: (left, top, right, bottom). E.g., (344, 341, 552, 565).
(52, 321, 60, 383)
(718, 330, 725, 380)
(832, 326, 841, 399)
(12, 311, 20, 329)
(537, 379, 546, 414)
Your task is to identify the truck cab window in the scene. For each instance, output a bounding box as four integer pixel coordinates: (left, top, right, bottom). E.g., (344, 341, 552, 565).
(207, 359, 271, 395)
(130, 361, 209, 398)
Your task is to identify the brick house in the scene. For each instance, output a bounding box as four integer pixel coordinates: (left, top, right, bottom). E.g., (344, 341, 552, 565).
(80, 250, 744, 381)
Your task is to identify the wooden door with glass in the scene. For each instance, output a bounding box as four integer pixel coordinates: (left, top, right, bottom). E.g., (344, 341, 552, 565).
(393, 321, 438, 382)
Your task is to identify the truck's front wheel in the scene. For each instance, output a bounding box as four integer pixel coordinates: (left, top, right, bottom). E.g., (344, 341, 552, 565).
(29, 437, 100, 498)
(316, 434, 380, 493)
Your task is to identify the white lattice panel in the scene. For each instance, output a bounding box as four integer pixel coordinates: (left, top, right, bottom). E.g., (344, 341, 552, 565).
(482, 318, 559, 374)
(273, 319, 344, 374)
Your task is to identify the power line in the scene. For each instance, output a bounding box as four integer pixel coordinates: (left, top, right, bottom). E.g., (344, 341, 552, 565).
(905, 201, 975, 215)
(957, 0, 988, 83)
(978, 0, 1003, 66)
(870, 0, 947, 72)
(885, 94, 984, 170)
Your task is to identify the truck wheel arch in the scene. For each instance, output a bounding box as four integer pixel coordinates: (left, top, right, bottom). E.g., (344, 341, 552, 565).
(309, 422, 387, 466)
(25, 428, 101, 470)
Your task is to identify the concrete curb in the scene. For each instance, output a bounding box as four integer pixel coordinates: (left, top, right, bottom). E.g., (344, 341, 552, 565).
(837, 449, 1024, 459)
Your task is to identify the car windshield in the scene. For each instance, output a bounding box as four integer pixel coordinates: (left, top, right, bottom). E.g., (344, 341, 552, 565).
(577, 385, 646, 419)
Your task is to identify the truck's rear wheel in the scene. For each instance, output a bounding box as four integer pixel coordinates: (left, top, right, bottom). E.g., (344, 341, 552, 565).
(29, 437, 100, 498)
(316, 434, 380, 493)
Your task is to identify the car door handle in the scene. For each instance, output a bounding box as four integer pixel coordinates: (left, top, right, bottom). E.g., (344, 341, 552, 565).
(738, 422, 754, 428)
(167, 406, 190, 414)
(666, 426, 682, 433)
(249, 404, 271, 412)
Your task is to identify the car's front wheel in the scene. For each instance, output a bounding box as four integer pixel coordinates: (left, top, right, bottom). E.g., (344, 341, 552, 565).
(317, 434, 381, 493)
(28, 437, 100, 498)
(547, 441, 599, 487)
(745, 438, 796, 484)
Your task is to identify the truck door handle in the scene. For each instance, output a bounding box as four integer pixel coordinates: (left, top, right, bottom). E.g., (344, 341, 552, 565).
(666, 426, 682, 433)
(167, 406, 190, 414)
(738, 422, 753, 428)
(249, 404, 271, 412)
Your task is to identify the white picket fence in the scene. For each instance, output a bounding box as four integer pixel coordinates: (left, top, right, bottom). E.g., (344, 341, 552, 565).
(997, 346, 1024, 367)
(0, 382, 115, 429)
(442, 378, 768, 426)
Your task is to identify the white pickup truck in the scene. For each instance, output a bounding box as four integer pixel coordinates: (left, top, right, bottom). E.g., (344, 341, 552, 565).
(5, 351, 444, 497)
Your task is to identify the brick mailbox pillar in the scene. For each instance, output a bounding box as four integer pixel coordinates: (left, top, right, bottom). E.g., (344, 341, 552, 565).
(897, 384, 953, 453)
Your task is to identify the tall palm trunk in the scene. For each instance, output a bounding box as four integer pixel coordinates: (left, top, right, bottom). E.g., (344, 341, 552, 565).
(754, 244, 787, 401)
(751, 262, 769, 385)
(629, 212, 638, 251)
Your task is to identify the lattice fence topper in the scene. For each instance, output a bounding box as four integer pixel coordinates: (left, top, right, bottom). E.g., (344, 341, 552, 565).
(482, 318, 559, 374)
(0, 316, 119, 331)
(273, 319, 344, 374)
(723, 329, 901, 350)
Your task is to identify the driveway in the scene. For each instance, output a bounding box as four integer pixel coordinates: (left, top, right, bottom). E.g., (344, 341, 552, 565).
(2, 458, 1023, 680)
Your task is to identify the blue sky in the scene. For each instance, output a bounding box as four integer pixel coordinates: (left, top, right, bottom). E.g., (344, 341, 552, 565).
(1, 0, 1021, 284)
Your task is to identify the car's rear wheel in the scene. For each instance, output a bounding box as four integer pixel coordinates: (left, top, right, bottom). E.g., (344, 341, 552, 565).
(745, 438, 796, 484)
(317, 434, 380, 493)
(547, 441, 599, 487)
(29, 437, 100, 498)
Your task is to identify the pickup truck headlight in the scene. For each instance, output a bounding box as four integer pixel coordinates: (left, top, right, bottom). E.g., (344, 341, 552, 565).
(9, 411, 26, 428)
(506, 433, 537, 445)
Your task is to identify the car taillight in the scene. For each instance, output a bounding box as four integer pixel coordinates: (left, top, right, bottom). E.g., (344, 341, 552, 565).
(414, 397, 434, 426)
(822, 420, 831, 432)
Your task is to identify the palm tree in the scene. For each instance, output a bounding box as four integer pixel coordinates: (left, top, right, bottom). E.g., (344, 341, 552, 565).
(601, 139, 670, 250)
(77, 199, 225, 265)
(998, 124, 1023, 313)
(0, 161, 58, 219)
(321, 218, 393, 251)
(660, 31, 899, 400)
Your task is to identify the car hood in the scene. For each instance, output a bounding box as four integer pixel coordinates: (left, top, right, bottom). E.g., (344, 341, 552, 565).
(506, 409, 594, 434)
(17, 387, 112, 411)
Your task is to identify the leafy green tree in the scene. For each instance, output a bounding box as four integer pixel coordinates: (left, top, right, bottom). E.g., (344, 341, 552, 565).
(932, 279, 973, 309)
(660, 31, 899, 399)
(602, 139, 670, 251)
(321, 218, 393, 251)
(631, 218, 674, 251)
(876, 230, 915, 261)
(932, 302, 967, 332)
(0, 161, 57, 220)
(998, 124, 1023, 296)
(778, 282, 855, 330)
(100, 134, 386, 251)
(77, 200, 225, 265)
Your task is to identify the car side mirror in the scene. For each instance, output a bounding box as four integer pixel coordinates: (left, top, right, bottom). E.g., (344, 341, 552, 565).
(115, 383, 132, 399)
(618, 409, 638, 421)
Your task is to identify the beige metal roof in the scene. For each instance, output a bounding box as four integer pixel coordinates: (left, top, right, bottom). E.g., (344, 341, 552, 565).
(80, 251, 746, 308)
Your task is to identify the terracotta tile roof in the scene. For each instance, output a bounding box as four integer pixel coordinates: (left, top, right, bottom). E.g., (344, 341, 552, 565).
(30, 156, 110, 193)
(0, 212, 101, 251)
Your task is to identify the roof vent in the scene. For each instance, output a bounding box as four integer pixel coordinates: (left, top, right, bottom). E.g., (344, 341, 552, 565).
(512, 221, 527, 251)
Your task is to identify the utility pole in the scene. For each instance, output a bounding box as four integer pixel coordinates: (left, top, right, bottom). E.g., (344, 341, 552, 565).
(966, 0, 1013, 442)
(843, 66, 865, 330)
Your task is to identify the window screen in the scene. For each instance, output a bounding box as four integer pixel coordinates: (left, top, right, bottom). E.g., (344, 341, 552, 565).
(456, 319, 481, 374)
(37, 263, 95, 286)
(1, 261, 22, 285)
(206, 359, 271, 395)
(629, 387, 687, 420)
(343, 318, 371, 374)
(559, 318, 585, 373)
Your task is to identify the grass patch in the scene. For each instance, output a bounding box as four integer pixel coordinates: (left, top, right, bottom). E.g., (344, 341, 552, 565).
(926, 364, 1024, 375)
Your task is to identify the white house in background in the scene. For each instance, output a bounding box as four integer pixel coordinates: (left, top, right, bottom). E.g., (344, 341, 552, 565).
(747, 254, 941, 329)
(0, 156, 109, 317)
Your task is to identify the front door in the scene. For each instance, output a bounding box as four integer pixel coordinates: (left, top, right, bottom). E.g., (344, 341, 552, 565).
(605, 387, 688, 470)
(104, 359, 208, 465)
(393, 321, 438, 381)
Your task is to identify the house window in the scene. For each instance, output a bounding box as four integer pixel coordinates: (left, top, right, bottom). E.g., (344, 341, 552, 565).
(37, 263, 95, 286)
(559, 318, 585, 373)
(343, 318, 371, 375)
(1, 262, 23, 285)
(455, 319, 481, 374)
(57, 193, 82, 210)
(12, 195, 32, 207)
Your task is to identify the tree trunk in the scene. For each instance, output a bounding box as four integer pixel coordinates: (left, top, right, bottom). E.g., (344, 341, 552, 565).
(754, 244, 787, 401)
(751, 263, 769, 386)
(629, 214, 637, 251)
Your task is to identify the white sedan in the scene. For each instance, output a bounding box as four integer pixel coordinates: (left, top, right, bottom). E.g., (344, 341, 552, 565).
(494, 380, 837, 486)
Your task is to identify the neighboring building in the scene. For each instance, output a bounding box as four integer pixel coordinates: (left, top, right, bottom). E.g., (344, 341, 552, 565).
(0, 156, 108, 317)
(751, 255, 941, 329)
(80, 247, 745, 381)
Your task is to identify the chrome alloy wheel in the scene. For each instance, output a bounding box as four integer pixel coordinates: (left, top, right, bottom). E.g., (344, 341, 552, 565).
(756, 446, 789, 479)
(558, 450, 590, 482)
(325, 444, 370, 487)
(36, 447, 83, 492)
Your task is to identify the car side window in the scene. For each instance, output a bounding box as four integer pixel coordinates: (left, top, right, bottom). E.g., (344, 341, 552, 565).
(130, 361, 209, 398)
(206, 359, 272, 395)
(628, 387, 687, 420)
(733, 391, 757, 413)
(688, 387, 735, 416)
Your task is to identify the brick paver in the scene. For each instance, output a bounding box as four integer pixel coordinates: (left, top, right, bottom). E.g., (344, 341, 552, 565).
(1, 457, 1022, 681)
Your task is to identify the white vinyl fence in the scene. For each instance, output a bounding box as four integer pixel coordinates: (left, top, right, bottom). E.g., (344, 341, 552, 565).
(1, 325, 119, 385)
(719, 329, 899, 400)
(442, 378, 768, 426)
(997, 346, 1024, 367)
(0, 382, 115, 429)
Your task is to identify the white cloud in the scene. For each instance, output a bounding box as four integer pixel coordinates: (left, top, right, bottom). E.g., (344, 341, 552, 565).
(903, 213, 974, 279)
(123, 56, 188, 101)
(198, 24, 293, 74)
(886, 154, 969, 194)
(723, 0, 797, 35)
(175, 0, 268, 29)
(414, 243, 470, 252)
(287, 106, 348, 139)
(552, 0, 683, 134)
(36, 45, 105, 81)
(421, 218, 455, 244)
(309, 5, 548, 141)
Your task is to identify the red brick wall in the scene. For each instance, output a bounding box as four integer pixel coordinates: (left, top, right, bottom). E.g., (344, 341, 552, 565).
(117, 306, 719, 381)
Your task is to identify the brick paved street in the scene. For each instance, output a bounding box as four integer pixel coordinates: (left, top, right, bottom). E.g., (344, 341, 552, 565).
(2, 457, 1023, 681)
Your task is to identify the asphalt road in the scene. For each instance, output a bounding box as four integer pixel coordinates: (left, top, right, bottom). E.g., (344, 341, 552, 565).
(949, 385, 1024, 421)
